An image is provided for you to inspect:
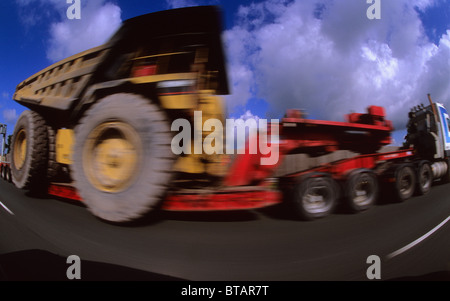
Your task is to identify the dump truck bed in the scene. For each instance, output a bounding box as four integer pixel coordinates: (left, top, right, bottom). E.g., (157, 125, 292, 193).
(13, 45, 110, 111)
(13, 6, 229, 113)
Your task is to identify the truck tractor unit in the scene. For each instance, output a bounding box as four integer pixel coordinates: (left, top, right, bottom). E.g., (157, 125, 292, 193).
(5, 6, 450, 223)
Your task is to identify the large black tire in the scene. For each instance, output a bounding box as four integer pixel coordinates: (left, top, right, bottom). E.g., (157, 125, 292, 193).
(394, 165, 416, 202)
(11, 110, 49, 190)
(5, 166, 12, 183)
(291, 174, 338, 221)
(345, 169, 378, 212)
(415, 161, 432, 195)
(71, 93, 174, 222)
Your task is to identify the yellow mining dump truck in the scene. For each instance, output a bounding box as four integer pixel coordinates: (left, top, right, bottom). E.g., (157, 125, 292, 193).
(10, 6, 237, 222)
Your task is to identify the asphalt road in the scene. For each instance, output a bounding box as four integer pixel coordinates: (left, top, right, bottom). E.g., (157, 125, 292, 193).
(1, 177, 450, 281)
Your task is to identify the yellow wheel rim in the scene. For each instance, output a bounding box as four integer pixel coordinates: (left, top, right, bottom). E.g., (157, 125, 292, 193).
(13, 129, 27, 170)
(83, 122, 142, 193)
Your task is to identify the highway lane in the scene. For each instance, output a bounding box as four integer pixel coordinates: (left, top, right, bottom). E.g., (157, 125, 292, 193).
(0, 178, 450, 281)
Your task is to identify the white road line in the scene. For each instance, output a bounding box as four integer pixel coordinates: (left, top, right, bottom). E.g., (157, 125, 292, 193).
(0, 200, 14, 215)
(386, 215, 450, 260)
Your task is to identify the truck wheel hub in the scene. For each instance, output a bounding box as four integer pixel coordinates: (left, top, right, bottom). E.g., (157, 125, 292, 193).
(84, 122, 141, 193)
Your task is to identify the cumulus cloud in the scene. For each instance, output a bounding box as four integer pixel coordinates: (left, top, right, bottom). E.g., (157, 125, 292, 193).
(239, 110, 261, 122)
(47, 1, 122, 62)
(224, 0, 450, 131)
(2, 109, 18, 124)
(16, 0, 122, 62)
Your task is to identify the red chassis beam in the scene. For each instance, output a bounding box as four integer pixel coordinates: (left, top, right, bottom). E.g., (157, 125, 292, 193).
(47, 183, 281, 211)
(285, 148, 415, 181)
(162, 188, 281, 211)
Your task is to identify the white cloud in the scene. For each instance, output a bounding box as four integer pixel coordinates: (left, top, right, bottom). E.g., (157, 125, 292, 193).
(2, 109, 18, 123)
(224, 0, 450, 131)
(47, 1, 122, 62)
(16, 0, 122, 62)
(239, 110, 261, 122)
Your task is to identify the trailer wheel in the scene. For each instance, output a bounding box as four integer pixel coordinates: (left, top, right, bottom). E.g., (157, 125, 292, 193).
(11, 110, 49, 190)
(6, 166, 12, 183)
(416, 161, 432, 195)
(71, 93, 174, 223)
(2, 166, 8, 182)
(394, 165, 416, 201)
(345, 170, 378, 212)
(291, 174, 338, 220)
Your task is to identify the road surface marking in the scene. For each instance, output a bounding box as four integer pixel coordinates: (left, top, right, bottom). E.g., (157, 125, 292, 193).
(386, 215, 450, 259)
(0, 200, 14, 215)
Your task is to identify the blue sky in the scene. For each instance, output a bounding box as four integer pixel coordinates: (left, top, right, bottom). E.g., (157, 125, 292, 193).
(1, 0, 450, 146)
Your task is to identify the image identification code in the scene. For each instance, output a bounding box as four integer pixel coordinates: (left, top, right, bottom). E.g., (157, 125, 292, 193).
(181, 285, 269, 298)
